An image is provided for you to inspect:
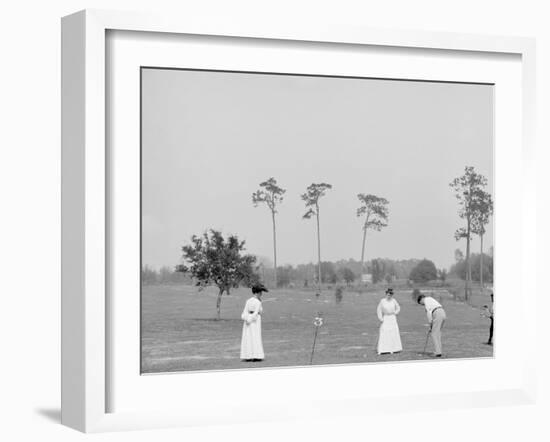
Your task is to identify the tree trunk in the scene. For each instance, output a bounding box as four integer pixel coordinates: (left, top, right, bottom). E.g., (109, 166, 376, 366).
(480, 233, 484, 289)
(271, 210, 277, 288)
(316, 204, 322, 292)
(216, 289, 223, 320)
(465, 217, 471, 301)
(360, 226, 367, 281)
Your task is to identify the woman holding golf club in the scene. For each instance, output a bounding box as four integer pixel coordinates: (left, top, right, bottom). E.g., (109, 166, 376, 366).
(376, 288, 403, 355)
(417, 292, 446, 357)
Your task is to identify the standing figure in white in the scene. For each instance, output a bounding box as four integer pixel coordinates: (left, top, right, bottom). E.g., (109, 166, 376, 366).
(376, 288, 403, 355)
(240, 284, 267, 361)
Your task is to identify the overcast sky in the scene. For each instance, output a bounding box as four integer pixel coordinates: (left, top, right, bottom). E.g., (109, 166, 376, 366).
(141, 68, 493, 271)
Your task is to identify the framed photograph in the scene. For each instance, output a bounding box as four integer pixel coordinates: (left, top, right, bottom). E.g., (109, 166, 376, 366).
(61, 9, 537, 432)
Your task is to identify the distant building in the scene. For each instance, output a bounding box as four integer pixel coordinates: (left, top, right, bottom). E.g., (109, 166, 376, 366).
(361, 273, 373, 284)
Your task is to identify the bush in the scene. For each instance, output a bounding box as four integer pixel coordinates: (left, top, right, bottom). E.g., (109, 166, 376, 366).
(409, 259, 438, 283)
(338, 267, 356, 286)
(335, 286, 344, 304)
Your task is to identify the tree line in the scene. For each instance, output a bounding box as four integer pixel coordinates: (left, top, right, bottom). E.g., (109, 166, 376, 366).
(263, 257, 428, 288)
(141, 265, 191, 285)
(143, 253, 485, 289)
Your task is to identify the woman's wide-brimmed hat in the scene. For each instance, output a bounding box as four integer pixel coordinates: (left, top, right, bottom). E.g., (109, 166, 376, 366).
(252, 284, 269, 294)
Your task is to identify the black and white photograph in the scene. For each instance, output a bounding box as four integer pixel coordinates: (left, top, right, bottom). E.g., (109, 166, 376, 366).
(4, 0, 549, 440)
(140, 67, 494, 374)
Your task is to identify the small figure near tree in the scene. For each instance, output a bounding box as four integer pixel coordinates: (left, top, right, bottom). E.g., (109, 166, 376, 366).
(252, 178, 286, 288)
(176, 229, 259, 320)
(480, 292, 494, 346)
(301, 183, 332, 293)
(334, 286, 344, 304)
(356, 194, 389, 278)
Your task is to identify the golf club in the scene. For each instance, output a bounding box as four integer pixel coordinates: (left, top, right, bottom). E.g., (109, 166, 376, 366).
(309, 326, 320, 365)
(421, 327, 431, 355)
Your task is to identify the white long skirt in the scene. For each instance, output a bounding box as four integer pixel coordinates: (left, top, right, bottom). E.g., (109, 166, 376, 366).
(377, 314, 403, 354)
(240, 316, 264, 360)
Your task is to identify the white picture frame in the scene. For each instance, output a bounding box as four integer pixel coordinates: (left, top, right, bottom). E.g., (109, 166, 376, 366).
(61, 9, 537, 433)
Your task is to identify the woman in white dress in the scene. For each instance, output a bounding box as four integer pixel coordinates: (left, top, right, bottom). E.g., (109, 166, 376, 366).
(376, 288, 403, 355)
(240, 284, 267, 361)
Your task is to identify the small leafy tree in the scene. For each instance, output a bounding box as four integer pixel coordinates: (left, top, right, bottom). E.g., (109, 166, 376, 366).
(338, 267, 356, 286)
(320, 261, 337, 284)
(409, 259, 438, 283)
(302, 183, 332, 291)
(438, 268, 448, 283)
(176, 230, 259, 320)
(252, 177, 286, 287)
(356, 194, 389, 277)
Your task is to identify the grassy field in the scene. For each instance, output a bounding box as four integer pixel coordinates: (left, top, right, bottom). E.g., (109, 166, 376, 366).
(141, 284, 493, 373)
